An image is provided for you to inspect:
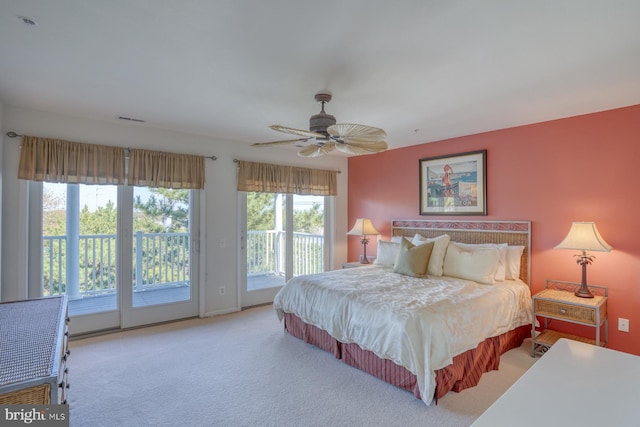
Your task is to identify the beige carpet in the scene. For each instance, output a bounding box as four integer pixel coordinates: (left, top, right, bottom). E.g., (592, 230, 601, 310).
(68, 305, 537, 427)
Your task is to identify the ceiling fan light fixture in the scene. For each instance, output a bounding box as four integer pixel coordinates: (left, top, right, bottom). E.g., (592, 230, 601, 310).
(309, 111, 336, 136)
(256, 90, 387, 157)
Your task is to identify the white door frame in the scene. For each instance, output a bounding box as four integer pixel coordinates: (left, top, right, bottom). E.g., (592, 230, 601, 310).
(238, 192, 332, 308)
(238, 192, 284, 307)
(28, 182, 200, 335)
(120, 185, 200, 328)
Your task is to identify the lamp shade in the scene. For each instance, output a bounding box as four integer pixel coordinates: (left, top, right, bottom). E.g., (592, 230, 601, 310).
(347, 218, 380, 236)
(555, 222, 612, 252)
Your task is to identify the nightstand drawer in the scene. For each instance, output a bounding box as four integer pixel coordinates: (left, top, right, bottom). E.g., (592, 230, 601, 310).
(534, 299, 598, 325)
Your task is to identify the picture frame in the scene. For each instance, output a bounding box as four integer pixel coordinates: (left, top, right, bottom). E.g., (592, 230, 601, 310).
(419, 150, 487, 215)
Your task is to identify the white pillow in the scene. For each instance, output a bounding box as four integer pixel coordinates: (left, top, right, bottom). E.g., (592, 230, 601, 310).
(505, 245, 525, 280)
(390, 236, 403, 243)
(454, 242, 507, 281)
(443, 242, 501, 285)
(411, 234, 451, 276)
(374, 241, 400, 266)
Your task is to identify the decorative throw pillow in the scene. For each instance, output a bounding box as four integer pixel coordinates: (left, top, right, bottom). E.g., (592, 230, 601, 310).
(411, 234, 451, 276)
(505, 245, 525, 280)
(442, 242, 501, 285)
(393, 238, 434, 278)
(374, 241, 400, 266)
(454, 242, 508, 281)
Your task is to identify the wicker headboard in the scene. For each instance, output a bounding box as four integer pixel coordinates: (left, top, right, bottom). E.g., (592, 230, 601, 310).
(391, 219, 531, 285)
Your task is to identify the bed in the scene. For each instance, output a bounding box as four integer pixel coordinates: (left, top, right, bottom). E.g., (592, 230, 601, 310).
(273, 219, 532, 405)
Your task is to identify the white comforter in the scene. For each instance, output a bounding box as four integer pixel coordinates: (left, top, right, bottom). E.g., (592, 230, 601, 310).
(273, 266, 532, 405)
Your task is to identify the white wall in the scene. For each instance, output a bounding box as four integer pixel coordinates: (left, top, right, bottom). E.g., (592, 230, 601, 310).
(0, 106, 349, 315)
(0, 101, 3, 301)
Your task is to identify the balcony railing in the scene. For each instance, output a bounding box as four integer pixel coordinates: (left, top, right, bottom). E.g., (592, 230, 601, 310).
(43, 230, 323, 299)
(43, 231, 190, 299)
(246, 230, 324, 277)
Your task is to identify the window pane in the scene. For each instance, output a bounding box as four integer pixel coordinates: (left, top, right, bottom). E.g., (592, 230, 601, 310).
(246, 192, 286, 291)
(42, 183, 118, 315)
(245, 192, 326, 293)
(292, 195, 325, 277)
(132, 187, 191, 307)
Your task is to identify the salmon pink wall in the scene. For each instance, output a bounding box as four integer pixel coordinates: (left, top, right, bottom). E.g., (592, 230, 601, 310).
(347, 104, 640, 355)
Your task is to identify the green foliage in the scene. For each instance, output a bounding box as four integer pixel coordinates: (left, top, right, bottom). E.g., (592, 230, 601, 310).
(294, 202, 324, 234)
(247, 192, 277, 230)
(134, 188, 189, 232)
(42, 185, 192, 297)
(80, 201, 117, 234)
(134, 232, 189, 287)
(245, 193, 325, 277)
(43, 210, 66, 236)
(247, 192, 324, 234)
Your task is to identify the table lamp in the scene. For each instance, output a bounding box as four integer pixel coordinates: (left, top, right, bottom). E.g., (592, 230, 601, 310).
(555, 222, 612, 298)
(347, 218, 380, 264)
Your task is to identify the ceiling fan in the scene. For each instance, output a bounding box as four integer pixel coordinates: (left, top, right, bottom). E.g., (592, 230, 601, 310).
(252, 91, 388, 157)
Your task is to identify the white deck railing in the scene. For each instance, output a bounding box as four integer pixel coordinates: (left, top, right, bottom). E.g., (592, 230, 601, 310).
(43, 230, 323, 298)
(43, 231, 190, 298)
(246, 230, 324, 277)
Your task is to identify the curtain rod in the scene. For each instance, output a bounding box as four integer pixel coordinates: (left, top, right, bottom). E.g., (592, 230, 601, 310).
(5, 131, 217, 160)
(233, 158, 341, 173)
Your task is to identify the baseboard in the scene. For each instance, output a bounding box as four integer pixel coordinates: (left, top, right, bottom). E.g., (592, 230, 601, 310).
(202, 307, 241, 317)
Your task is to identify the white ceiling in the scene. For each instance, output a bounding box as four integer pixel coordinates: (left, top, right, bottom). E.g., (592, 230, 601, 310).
(1, 0, 639, 154)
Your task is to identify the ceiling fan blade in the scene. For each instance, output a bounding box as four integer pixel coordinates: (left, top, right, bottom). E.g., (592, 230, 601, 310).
(252, 138, 310, 147)
(298, 142, 335, 157)
(335, 140, 388, 155)
(340, 137, 389, 147)
(270, 125, 324, 139)
(327, 123, 387, 142)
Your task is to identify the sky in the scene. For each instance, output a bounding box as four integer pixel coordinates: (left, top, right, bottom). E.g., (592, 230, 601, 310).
(44, 183, 151, 212)
(45, 183, 321, 213)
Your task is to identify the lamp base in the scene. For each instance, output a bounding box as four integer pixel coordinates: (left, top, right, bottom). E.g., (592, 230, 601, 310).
(574, 257, 595, 298)
(574, 283, 594, 298)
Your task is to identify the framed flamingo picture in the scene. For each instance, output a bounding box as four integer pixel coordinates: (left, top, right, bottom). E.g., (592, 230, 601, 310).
(419, 150, 487, 215)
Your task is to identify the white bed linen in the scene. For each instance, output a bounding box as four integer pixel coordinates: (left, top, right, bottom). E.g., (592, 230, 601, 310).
(273, 266, 532, 405)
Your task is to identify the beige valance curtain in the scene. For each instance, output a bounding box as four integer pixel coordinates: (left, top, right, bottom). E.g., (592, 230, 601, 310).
(236, 160, 337, 196)
(128, 148, 205, 189)
(18, 136, 206, 189)
(18, 136, 125, 184)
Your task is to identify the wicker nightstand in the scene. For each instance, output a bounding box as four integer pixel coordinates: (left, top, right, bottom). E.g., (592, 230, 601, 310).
(532, 280, 608, 357)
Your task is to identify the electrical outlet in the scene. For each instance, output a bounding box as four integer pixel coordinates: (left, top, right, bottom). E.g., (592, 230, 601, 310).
(219, 238, 226, 248)
(618, 318, 630, 332)
(219, 286, 225, 295)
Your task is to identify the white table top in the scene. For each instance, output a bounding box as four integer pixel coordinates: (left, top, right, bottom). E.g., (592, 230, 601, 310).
(473, 338, 640, 427)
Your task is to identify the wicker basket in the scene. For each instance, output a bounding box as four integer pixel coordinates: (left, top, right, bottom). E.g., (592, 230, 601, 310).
(0, 384, 51, 404)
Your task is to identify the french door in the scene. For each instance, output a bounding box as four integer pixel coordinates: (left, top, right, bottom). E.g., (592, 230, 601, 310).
(239, 192, 330, 307)
(30, 182, 200, 335)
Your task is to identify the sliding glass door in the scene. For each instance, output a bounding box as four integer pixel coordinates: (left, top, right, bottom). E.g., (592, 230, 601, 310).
(31, 182, 199, 334)
(240, 191, 329, 307)
(121, 186, 198, 328)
